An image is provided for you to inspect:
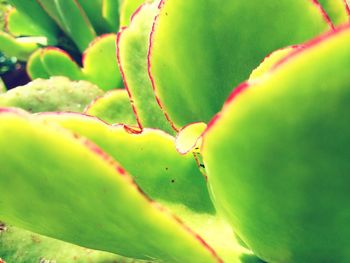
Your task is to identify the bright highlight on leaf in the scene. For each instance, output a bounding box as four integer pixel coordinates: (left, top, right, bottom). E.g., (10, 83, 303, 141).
(175, 122, 207, 155)
(0, 32, 39, 61)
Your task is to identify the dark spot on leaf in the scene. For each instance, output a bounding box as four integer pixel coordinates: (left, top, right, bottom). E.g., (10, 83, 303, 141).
(165, 167, 169, 171)
(0, 222, 6, 232)
(171, 179, 175, 183)
(200, 164, 205, 168)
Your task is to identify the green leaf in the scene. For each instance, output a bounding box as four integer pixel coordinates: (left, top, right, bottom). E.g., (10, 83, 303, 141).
(26, 49, 50, 79)
(0, 77, 103, 113)
(149, 0, 330, 128)
(117, 1, 174, 134)
(85, 89, 137, 125)
(37, 113, 266, 262)
(203, 27, 350, 262)
(76, 0, 112, 34)
(27, 36, 123, 90)
(0, 31, 38, 61)
(102, 0, 120, 32)
(40, 48, 84, 80)
(318, 0, 350, 26)
(6, 8, 56, 45)
(0, 225, 139, 263)
(7, 0, 59, 42)
(36, 0, 66, 31)
(54, 0, 96, 52)
(37, 112, 215, 214)
(0, 109, 220, 262)
(120, 0, 146, 26)
(248, 46, 297, 82)
(83, 34, 123, 91)
(162, 203, 265, 263)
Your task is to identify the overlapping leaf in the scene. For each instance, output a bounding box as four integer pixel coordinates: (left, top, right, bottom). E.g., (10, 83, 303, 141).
(0, 109, 221, 262)
(318, 0, 349, 26)
(27, 34, 122, 91)
(7, 0, 59, 43)
(85, 89, 137, 125)
(37, 112, 214, 214)
(35, 112, 266, 262)
(203, 26, 350, 263)
(0, 32, 39, 61)
(148, 0, 331, 128)
(117, 1, 173, 133)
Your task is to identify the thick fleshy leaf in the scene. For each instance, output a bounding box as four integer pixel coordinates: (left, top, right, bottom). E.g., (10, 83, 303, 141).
(203, 27, 350, 262)
(37, 113, 264, 262)
(83, 34, 123, 91)
(318, 0, 350, 26)
(6, 8, 55, 44)
(117, 1, 173, 133)
(76, 0, 112, 34)
(163, 203, 265, 263)
(149, 0, 331, 128)
(7, 0, 59, 42)
(40, 48, 84, 80)
(26, 49, 50, 79)
(35, 0, 66, 31)
(0, 77, 103, 113)
(27, 36, 122, 90)
(54, 0, 96, 52)
(37, 112, 215, 214)
(175, 122, 207, 155)
(120, 0, 145, 26)
(248, 46, 298, 81)
(0, 32, 38, 61)
(0, 225, 138, 263)
(0, 109, 221, 262)
(85, 89, 137, 125)
(102, 0, 120, 32)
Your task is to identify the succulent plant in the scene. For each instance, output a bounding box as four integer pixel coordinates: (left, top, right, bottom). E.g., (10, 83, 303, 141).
(0, 1, 350, 263)
(0, 0, 143, 90)
(0, 0, 18, 87)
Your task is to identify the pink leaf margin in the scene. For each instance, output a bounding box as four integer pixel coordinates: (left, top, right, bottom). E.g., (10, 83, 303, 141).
(0, 107, 223, 263)
(146, 0, 335, 133)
